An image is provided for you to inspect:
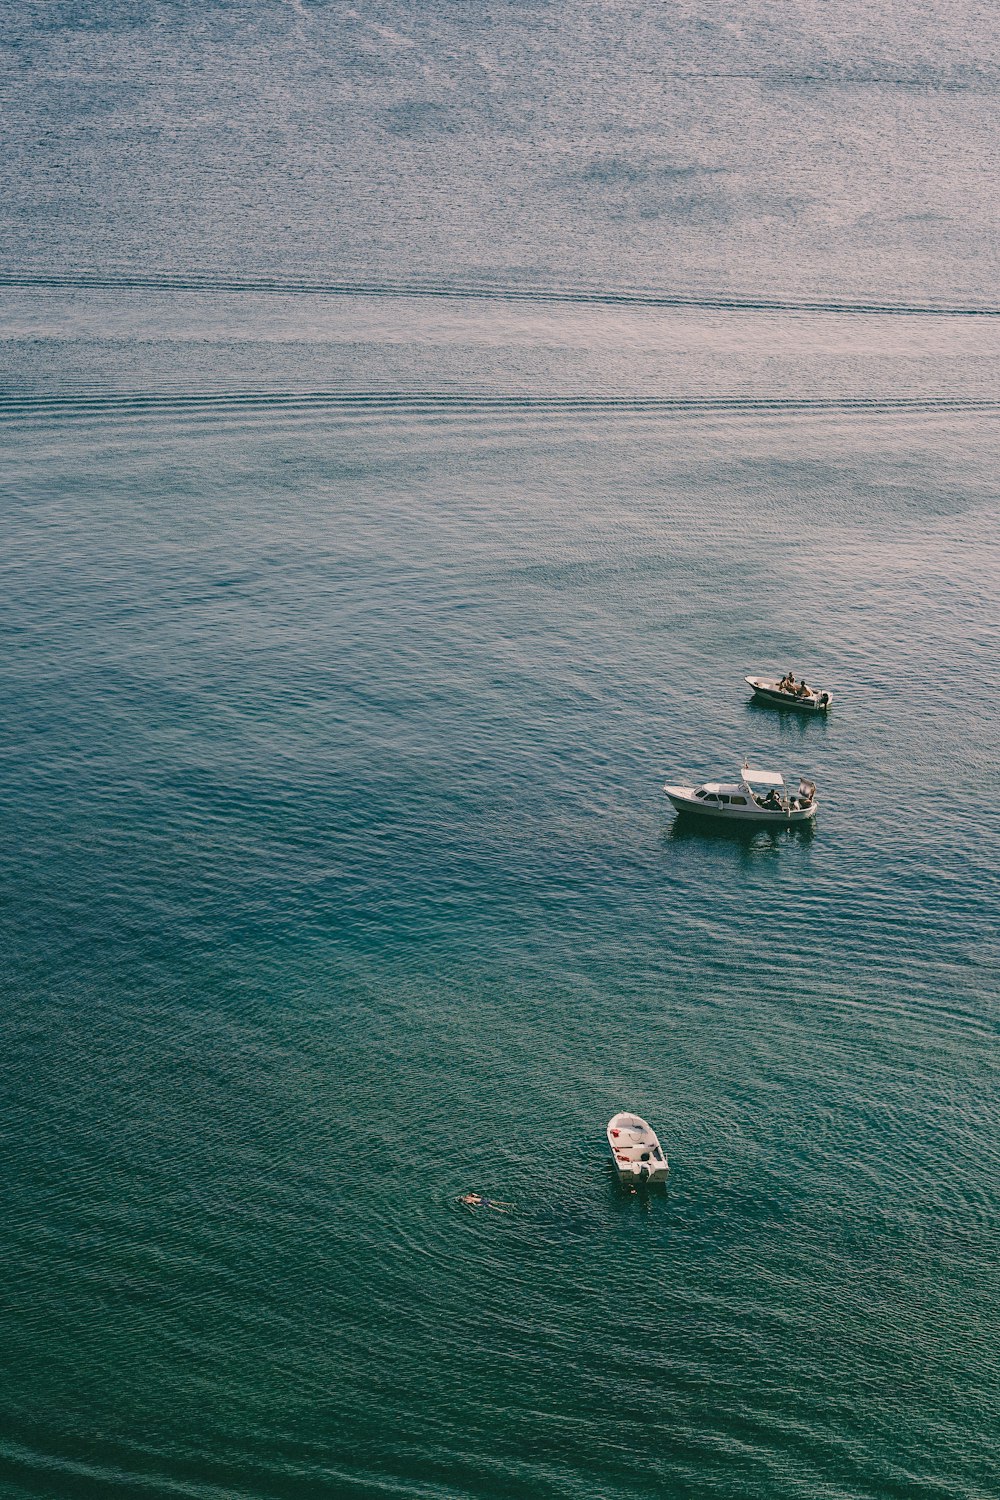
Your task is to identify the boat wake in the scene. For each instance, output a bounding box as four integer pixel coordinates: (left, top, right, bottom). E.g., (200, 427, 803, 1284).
(2, 389, 996, 427)
(2, 269, 1000, 318)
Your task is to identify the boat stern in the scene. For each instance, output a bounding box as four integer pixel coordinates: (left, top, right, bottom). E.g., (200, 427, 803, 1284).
(613, 1156, 669, 1186)
(607, 1117, 669, 1184)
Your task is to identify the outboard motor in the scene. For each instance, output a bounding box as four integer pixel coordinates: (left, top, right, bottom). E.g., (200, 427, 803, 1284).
(637, 1164, 651, 1184)
(819, 692, 830, 708)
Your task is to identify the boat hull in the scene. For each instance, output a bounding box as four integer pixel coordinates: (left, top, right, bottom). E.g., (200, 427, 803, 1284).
(745, 677, 831, 713)
(664, 789, 817, 823)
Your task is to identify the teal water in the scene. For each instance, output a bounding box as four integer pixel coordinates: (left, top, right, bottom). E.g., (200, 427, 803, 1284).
(2, 5, 999, 1498)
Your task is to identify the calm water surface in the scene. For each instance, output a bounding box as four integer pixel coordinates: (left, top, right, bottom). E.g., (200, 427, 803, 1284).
(2, 4, 998, 1498)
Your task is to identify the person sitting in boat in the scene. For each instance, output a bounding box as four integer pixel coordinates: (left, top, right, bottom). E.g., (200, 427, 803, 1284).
(763, 788, 783, 809)
(796, 680, 811, 698)
(779, 672, 795, 692)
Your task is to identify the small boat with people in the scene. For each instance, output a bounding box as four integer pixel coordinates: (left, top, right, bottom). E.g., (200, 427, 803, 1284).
(745, 671, 831, 712)
(664, 760, 818, 823)
(606, 1112, 669, 1185)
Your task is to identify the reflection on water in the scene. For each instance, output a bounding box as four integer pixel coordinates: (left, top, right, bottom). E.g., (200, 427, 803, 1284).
(744, 697, 831, 735)
(665, 812, 817, 850)
(607, 1171, 669, 1215)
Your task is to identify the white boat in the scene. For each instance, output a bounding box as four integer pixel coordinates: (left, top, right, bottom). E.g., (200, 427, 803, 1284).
(664, 761, 818, 823)
(745, 675, 831, 712)
(606, 1112, 669, 1185)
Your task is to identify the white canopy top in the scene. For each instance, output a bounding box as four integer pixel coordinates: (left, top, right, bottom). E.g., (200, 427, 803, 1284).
(742, 766, 785, 787)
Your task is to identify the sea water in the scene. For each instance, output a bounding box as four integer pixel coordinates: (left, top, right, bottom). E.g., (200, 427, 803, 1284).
(1, 4, 998, 1497)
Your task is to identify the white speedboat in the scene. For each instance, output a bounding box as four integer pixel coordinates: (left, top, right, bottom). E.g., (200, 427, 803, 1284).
(745, 675, 831, 712)
(606, 1112, 669, 1185)
(664, 762, 818, 823)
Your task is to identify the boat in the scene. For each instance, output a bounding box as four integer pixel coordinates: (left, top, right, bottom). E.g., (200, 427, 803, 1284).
(745, 675, 831, 712)
(606, 1112, 669, 1185)
(663, 761, 818, 823)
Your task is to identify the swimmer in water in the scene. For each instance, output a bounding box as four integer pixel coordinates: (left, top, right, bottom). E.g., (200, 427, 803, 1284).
(458, 1193, 513, 1212)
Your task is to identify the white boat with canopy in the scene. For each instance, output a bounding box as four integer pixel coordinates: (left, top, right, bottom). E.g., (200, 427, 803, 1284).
(664, 761, 818, 823)
(745, 675, 831, 712)
(606, 1112, 669, 1185)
